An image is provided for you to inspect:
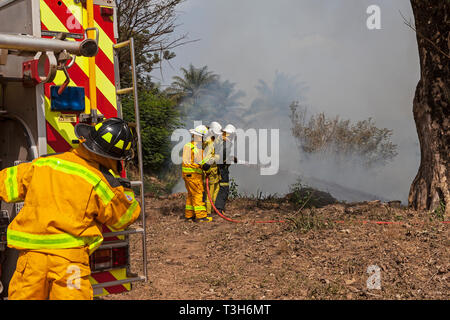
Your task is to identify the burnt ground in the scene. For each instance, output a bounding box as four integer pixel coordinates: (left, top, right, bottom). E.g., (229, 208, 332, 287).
(105, 194, 449, 300)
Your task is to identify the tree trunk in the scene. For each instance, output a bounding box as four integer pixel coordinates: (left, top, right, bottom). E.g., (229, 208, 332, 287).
(408, 0, 450, 216)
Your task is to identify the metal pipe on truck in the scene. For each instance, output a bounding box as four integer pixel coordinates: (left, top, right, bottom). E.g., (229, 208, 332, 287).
(0, 33, 98, 57)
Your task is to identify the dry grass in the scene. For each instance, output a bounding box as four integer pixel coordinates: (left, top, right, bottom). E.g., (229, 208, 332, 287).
(105, 194, 449, 300)
(290, 102, 398, 167)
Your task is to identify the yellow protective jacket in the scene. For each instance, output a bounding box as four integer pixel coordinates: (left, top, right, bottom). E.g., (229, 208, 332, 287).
(182, 142, 208, 218)
(202, 138, 220, 183)
(0, 145, 141, 255)
(182, 142, 209, 175)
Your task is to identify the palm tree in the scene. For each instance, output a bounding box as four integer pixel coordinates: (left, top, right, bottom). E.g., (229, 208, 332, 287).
(167, 65, 246, 124)
(202, 79, 246, 120)
(238, 72, 309, 130)
(167, 65, 219, 120)
(169, 64, 219, 103)
(245, 72, 309, 118)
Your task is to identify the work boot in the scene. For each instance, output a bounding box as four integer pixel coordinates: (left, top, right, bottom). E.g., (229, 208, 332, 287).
(185, 216, 195, 222)
(196, 216, 213, 223)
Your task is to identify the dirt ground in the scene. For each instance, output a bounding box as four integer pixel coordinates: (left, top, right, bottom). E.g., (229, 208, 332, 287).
(106, 194, 449, 300)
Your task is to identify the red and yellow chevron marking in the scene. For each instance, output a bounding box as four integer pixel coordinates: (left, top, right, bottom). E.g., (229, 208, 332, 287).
(40, 1, 132, 297)
(40, 0, 118, 154)
(91, 226, 129, 297)
(90, 268, 131, 297)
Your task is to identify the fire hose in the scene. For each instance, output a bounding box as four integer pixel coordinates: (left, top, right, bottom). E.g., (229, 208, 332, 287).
(205, 177, 286, 224)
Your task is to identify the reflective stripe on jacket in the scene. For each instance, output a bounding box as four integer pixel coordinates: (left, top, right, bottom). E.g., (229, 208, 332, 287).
(182, 142, 210, 175)
(202, 138, 220, 183)
(0, 145, 141, 254)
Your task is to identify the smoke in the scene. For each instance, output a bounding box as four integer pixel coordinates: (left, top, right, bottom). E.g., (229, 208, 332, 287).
(167, 0, 420, 203)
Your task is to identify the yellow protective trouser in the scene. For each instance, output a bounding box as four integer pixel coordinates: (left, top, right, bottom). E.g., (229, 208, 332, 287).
(183, 173, 207, 219)
(205, 180, 220, 215)
(8, 249, 93, 300)
(203, 166, 220, 215)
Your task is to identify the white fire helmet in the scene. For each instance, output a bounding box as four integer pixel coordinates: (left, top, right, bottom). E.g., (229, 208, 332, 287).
(189, 124, 209, 137)
(222, 124, 237, 140)
(209, 121, 222, 137)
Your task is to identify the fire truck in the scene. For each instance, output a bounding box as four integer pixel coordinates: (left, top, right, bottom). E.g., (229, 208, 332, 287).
(0, 0, 147, 298)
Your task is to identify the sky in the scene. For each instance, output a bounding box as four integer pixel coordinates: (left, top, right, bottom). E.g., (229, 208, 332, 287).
(160, 0, 421, 203)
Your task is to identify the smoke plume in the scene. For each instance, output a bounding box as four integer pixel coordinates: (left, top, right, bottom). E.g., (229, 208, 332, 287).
(167, 0, 420, 203)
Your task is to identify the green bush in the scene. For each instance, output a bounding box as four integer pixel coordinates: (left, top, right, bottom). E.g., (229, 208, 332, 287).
(288, 180, 337, 209)
(122, 90, 181, 173)
(229, 177, 240, 199)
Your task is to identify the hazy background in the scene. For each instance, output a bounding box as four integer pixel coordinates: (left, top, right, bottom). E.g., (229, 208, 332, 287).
(162, 0, 421, 203)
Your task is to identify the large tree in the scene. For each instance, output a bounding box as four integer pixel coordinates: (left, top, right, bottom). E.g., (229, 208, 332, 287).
(116, 0, 189, 87)
(408, 0, 450, 216)
(116, 0, 186, 175)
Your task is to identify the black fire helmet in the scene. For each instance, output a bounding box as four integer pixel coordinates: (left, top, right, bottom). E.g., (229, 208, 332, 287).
(75, 117, 134, 161)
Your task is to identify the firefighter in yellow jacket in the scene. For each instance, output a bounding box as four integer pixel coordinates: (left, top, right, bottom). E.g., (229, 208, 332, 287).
(182, 125, 212, 222)
(202, 122, 222, 215)
(0, 118, 141, 300)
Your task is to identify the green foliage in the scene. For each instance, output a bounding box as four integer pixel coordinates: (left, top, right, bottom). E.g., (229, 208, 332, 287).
(122, 90, 180, 173)
(229, 177, 240, 199)
(432, 200, 446, 221)
(288, 180, 337, 209)
(289, 181, 314, 209)
(169, 64, 219, 101)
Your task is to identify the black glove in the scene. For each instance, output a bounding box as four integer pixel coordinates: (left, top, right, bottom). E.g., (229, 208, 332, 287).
(117, 178, 131, 189)
(202, 163, 211, 172)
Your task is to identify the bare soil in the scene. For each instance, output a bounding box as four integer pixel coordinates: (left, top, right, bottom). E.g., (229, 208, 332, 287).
(106, 194, 449, 300)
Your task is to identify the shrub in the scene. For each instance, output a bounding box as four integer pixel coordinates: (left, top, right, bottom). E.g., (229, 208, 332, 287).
(287, 180, 337, 209)
(122, 90, 181, 173)
(290, 102, 398, 167)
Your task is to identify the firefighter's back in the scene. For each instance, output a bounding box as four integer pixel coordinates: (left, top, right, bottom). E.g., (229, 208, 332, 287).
(5, 146, 120, 255)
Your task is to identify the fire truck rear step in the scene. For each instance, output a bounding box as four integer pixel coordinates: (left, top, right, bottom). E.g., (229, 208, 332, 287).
(92, 276, 146, 292)
(102, 227, 145, 238)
